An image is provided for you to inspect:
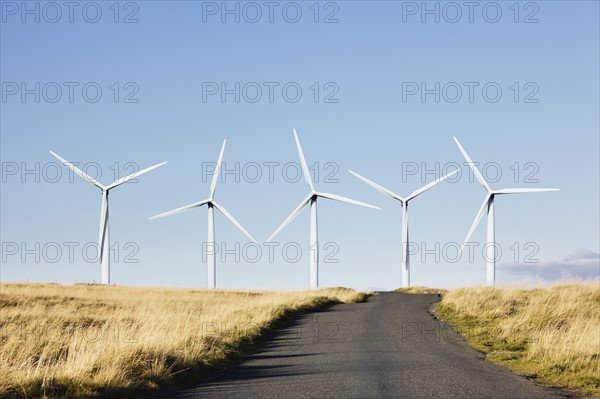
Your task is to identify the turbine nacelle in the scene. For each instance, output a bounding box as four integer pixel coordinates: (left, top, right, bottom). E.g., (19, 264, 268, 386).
(149, 139, 257, 243)
(49, 150, 167, 193)
(348, 165, 459, 288)
(267, 130, 380, 244)
(49, 150, 167, 285)
(453, 137, 559, 264)
(268, 129, 379, 288)
(348, 168, 459, 204)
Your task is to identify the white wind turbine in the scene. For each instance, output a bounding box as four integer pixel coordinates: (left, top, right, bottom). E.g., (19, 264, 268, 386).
(267, 129, 380, 289)
(50, 151, 167, 284)
(349, 168, 459, 288)
(453, 136, 559, 286)
(149, 139, 256, 289)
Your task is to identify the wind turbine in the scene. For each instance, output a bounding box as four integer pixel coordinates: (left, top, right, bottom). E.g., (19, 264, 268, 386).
(267, 129, 380, 289)
(453, 136, 559, 286)
(49, 151, 167, 284)
(349, 168, 459, 288)
(149, 139, 256, 289)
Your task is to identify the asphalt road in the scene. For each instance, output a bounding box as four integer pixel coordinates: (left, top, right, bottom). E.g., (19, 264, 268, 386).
(166, 292, 578, 399)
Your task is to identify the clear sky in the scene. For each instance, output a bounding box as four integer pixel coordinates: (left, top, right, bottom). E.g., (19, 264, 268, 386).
(1, 0, 598, 290)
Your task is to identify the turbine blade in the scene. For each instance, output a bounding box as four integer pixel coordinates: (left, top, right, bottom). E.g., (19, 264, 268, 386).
(348, 170, 404, 202)
(317, 192, 380, 210)
(493, 188, 560, 195)
(462, 194, 492, 248)
(407, 169, 459, 201)
(453, 137, 491, 192)
(267, 195, 312, 242)
(210, 139, 227, 198)
(212, 202, 257, 243)
(293, 129, 315, 192)
(149, 199, 210, 220)
(106, 161, 167, 190)
(49, 150, 104, 190)
(98, 195, 109, 257)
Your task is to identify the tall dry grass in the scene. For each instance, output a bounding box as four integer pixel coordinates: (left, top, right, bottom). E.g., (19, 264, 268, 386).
(437, 281, 600, 395)
(0, 283, 367, 398)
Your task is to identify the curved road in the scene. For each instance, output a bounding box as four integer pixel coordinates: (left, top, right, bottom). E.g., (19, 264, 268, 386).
(167, 293, 578, 399)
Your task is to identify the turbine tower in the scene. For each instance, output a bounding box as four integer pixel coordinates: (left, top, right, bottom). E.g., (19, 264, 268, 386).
(50, 151, 167, 284)
(149, 139, 256, 289)
(453, 136, 559, 286)
(349, 168, 458, 288)
(267, 129, 379, 289)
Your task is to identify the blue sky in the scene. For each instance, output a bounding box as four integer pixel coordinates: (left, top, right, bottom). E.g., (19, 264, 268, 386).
(1, 1, 598, 290)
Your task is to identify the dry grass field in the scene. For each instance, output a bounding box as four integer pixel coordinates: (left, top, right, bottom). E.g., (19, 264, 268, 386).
(0, 283, 368, 398)
(3, 282, 597, 398)
(436, 282, 600, 396)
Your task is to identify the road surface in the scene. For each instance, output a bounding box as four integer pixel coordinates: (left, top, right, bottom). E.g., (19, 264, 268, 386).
(166, 292, 578, 399)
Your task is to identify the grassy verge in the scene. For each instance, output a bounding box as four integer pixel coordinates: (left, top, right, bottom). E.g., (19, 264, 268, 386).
(394, 287, 447, 295)
(436, 282, 600, 396)
(0, 283, 369, 398)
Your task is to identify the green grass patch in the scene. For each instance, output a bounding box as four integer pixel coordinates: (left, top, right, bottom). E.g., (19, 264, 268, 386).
(436, 284, 600, 396)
